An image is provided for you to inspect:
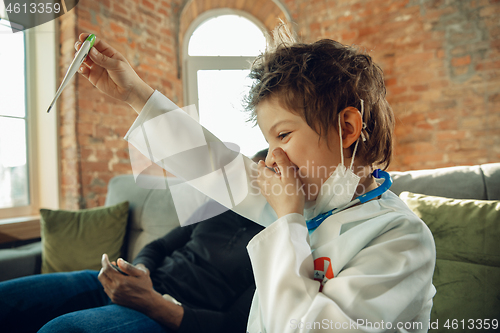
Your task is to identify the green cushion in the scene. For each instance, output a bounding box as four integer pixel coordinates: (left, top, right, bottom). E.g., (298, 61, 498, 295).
(40, 201, 129, 273)
(399, 192, 500, 328)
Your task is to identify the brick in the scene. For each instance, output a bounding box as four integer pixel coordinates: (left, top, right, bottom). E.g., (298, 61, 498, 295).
(114, 127, 132, 137)
(77, 123, 94, 136)
(358, 26, 380, 38)
(416, 122, 434, 130)
(420, 90, 441, 102)
(448, 149, 490, 163)
(437, 119, 458, 130)
(97, 197, 106, 206)
(451, 55, 472, 67)
(475, 60, 500, 71)
(340, 30, 357, 40)
(62, 174, 78, 186)
(95, 125, 112, 138)
(436, 49, 446, 59)
(110, 22, 125, 34)
(413, 142, 436, 153)
(81, 162, 110, 173)
(96, 149, 114, 160)
(436, 141, 460, 152)
(431, 100, 457, 109)
(411, 84, 429, 92)
(402, 153, 444, 166)
(388, 86, 407, 95)
(78, 20, 101, 34)
(436, 130, 468, 141)
(479, 5, 500, 17)
(338, 15, 353, 24)
(385, 78, 397, 86)
(89, 185, 108, 195)
(116, 150, 130, 161)
(423, 40, 442, 51)
(428, 80, 449, 89)
(461, 116, 487, 130)
(111, 163, 133, 173)
(104, 138, 128, 150)
(400, 112, 426, 123)
(390, 94, 420, 103)
(310, 22, 321, 32)
(395, 52, 435, 66)
(80, 148, 95, 161)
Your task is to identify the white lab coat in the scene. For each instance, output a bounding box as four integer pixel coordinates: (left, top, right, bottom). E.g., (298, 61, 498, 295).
(124, 90, 436, 333)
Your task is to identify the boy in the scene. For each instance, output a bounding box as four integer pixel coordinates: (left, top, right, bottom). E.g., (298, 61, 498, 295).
(77, 27, 435, 332)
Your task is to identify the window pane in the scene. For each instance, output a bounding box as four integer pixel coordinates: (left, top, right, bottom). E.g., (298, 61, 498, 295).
(0, 117, 29, 208)
(0, 20, 26, 118)
(197, 70, 267, 157)
(189, 15, 266, 56)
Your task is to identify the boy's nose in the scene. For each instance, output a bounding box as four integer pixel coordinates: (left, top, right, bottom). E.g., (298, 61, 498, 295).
(264, 151, 276, 168)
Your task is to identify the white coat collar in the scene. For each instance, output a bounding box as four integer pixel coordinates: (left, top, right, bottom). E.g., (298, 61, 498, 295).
(308, 192, 395, 250)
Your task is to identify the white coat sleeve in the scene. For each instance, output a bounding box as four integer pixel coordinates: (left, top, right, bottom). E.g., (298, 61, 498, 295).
(246, 212, 436, 333)
(124, 90, 277, 227)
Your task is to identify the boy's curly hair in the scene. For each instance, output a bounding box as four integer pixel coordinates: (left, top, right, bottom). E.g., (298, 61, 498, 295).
(244, 25, 395, 169)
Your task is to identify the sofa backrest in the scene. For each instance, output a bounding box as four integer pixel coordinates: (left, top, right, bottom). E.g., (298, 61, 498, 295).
(106, 163, 500, 261)
(105, 175, 209, 261)
(389, 163, 500, 200)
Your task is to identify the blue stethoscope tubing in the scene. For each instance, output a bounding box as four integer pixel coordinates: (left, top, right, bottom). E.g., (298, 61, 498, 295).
(306, 169, 393, 231)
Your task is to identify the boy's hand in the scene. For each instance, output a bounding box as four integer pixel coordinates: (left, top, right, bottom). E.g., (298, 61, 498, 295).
(257, 148, 305, 218)
(75, 33, 154, 112)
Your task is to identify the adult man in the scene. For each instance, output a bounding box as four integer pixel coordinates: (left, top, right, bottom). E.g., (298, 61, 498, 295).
(0, 150, 268, 333)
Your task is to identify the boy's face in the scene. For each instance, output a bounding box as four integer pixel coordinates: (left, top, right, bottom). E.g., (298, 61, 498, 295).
(256, 96, 342, 202)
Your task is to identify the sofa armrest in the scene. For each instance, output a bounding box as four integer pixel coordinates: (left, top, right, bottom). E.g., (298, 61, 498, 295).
(0, 241, 42, 282)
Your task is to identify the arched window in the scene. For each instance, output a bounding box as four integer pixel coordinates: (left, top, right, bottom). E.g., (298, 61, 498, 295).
(184, 11, 268, 158)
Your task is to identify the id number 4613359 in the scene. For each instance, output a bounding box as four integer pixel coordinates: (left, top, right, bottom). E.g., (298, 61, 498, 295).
(442, 319, 498, 330)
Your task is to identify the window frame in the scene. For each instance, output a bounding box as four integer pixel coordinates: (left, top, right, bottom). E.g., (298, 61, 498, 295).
(183, 9, 268, 112)
(0, 16, 60, 222)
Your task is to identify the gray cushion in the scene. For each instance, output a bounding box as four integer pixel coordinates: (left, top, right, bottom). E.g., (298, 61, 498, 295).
(0, 242, 41, 282)
(482, 163, 500, 200)
(390, 163, 500, 200)
(105, 175, 209, 260)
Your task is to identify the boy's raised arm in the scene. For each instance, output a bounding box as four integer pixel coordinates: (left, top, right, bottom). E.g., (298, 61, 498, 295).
(124, 90, 276, 227)
(76, 33, 276, 226)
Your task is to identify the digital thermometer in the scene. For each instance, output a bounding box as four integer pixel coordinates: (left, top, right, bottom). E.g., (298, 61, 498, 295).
(46, 34, 96, 113)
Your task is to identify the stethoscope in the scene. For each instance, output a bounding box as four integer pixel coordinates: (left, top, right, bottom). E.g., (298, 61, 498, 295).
(306, 169, 393, 233)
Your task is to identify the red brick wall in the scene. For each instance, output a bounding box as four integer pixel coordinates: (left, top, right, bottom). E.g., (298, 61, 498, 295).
(58, 0, 183, 209)
(57, 0, 499, 209)
(283, 0, 500, 171)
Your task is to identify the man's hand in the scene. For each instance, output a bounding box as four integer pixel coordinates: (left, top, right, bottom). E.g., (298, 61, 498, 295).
(257, 148, 305, 218)
(98, 254, 156, 310)
(98, 254, 184, 330)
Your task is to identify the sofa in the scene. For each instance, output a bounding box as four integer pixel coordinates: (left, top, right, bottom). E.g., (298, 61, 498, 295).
(0, 176, 210, 281)
(0, 163, 499, 329)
